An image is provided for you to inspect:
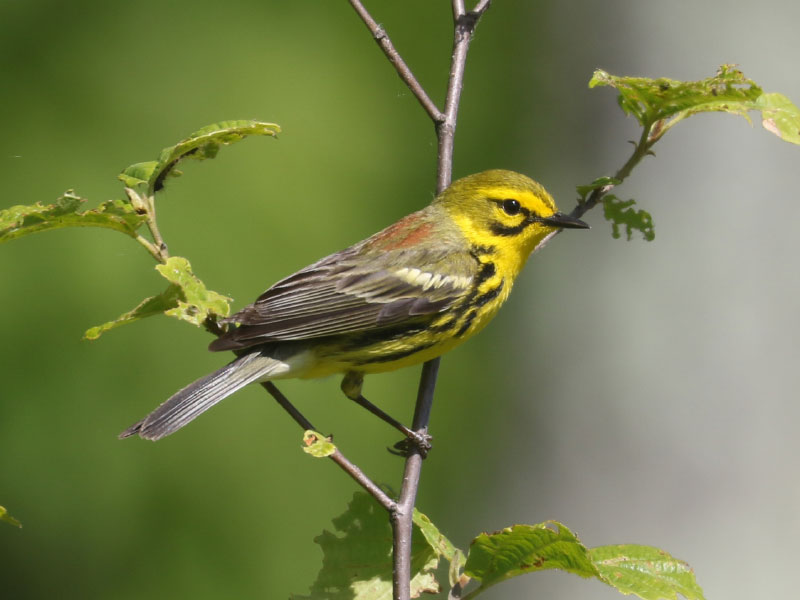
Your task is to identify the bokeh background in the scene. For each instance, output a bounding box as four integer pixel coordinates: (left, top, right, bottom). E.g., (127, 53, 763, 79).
(2, 1, 799, 598)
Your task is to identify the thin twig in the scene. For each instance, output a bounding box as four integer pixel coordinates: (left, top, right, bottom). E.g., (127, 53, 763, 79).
(134, 234, 165, 263)
(348, 0, 444, 123)
(570, 122, 654, 220)
(143, 195, 169, 260)
(262, 381, 396, 512)
(207, 312, 397, 512)
(472, 0, 492, 14)
(346, 3, 493, 599)
(126, 187, 169, 263)
(437, 0, 492, 191)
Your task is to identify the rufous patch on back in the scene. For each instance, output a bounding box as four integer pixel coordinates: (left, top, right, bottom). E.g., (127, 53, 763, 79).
(372, 213, 435, 250)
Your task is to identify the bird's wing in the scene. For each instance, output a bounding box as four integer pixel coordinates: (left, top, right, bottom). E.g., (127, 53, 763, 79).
(209, 242, 478, 351)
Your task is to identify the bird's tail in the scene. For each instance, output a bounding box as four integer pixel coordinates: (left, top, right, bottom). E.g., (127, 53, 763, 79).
(119, 350, 294, 441)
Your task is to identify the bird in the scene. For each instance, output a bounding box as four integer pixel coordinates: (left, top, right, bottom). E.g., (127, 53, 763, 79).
(120, 169, 588, 442)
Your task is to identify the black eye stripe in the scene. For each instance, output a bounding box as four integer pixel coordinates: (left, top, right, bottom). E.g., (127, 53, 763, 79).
(489, 220, 529, 236)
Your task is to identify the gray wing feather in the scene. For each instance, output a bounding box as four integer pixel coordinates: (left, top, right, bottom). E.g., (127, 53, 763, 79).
(209, 245, 476, 351)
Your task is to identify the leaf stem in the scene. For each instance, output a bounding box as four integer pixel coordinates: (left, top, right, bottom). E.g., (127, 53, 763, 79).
(125, 187, 170, 263)
(143, 194, 169, 262)
(134, 233, 165, 262)
(571, 119, 656, 219)
(262, 381, 396, 511)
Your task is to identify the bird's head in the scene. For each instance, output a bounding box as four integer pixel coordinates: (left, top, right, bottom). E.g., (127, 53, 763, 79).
(435, 169, 589, 266)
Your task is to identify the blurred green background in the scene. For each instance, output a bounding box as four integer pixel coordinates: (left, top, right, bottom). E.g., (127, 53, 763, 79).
(2, 1, 799, 599)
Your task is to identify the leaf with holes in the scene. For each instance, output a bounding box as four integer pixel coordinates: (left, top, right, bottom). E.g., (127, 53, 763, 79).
(119, 120, 281, 196)
(302, 431, 336, 457)
(591, 64, 800, 145)
(603, 195, 655, 241)
(292, 492, 440, 600)
(84, 256, 230, 340)
(0, 192, 146, 244)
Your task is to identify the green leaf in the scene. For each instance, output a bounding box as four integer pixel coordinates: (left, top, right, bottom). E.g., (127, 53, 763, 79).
(0, 505, 21, 528)
(577, 176, 621, 201)
(590, 65, 800, 145)
(590, 65, 761, 127)
(756, 92, 800, 144)
(603, 195, 655, 241)
(118, 162, 158, 190)
(156, 257, 231, 326)
(591, 544, 706, 600)
(464, 522, 598, 592)
(83, 284, 181, 340)
(413, 509, 460, 564)
(119, 120, 281, 196)
(412, 508, 465, 588)
(293, 492, 439, 600)
(0, 192, 146, 244)
(302, 430, 337, 458)
(84, 256, 230, 340)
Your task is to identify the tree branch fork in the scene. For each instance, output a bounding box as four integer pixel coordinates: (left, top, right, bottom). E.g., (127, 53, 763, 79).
(251, 3, 492, 599)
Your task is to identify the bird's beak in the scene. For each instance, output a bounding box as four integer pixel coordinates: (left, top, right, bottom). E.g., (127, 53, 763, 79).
(540, 212, 590, 229)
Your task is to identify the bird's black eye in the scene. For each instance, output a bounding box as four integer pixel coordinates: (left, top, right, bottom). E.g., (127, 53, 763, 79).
(501, 199, 521, 216)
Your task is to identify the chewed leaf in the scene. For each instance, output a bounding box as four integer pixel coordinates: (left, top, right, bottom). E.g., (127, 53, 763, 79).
(464, 522, 598, 591)
(302, 430, 336, 457)
(590, 65, 761, 126)
(603, 195, 655, 241)
(0, 192, 146, 244)
(591, 65, 800, 146)
(591, 544, 706, 600)
(85, 256, 230, 340)
(292, 492, 440, 599)
(119, 120, 281, 195)
(156, 257, 231, 326)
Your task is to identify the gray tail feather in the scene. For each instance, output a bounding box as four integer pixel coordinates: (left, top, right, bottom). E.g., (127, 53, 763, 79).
(119, 351, 283, 441)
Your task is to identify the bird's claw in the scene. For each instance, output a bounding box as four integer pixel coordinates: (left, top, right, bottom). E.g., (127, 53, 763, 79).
(389, 431, 433, 458)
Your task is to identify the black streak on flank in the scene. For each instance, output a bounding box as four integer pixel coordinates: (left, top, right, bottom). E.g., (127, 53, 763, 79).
(429, 259, 496, 335)
(356, 341, 438, 365)
(473, 260, 496, 287)
(473, 279, 504, 309)
(454, 279, 504, 338)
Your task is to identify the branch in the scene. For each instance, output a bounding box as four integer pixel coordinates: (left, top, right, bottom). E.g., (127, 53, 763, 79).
(204, 311, 398, 512)
(348, 0, 444, 123)
(348, 3, 492, 600)
(262, 382, 396, 512)
(391, 358, 440, 599)
(570, 121, 654, 220)
(437, 1, 492, 191)
(125, 187, 170, 263)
